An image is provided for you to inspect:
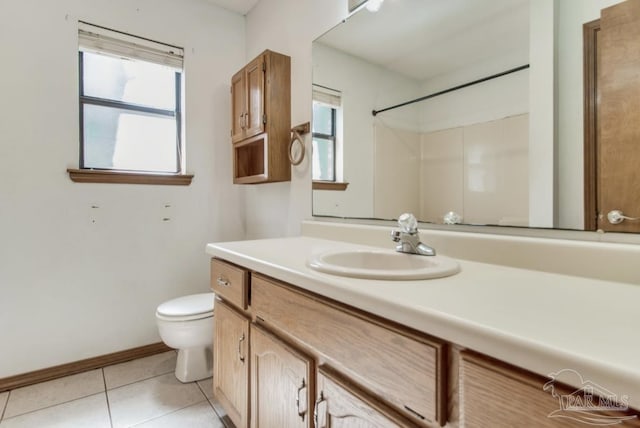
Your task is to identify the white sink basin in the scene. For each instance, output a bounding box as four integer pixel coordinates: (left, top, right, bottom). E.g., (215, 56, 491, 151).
(307, 249, 460, 280)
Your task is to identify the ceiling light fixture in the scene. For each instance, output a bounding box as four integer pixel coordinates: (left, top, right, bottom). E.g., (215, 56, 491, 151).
(366, 0, 384, 12)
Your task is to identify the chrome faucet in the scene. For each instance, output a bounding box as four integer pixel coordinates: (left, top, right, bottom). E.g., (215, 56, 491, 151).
(391, 213, 436, 256)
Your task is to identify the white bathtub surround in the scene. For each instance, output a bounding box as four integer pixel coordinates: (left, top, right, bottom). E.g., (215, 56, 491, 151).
(206, 235, 640, 410)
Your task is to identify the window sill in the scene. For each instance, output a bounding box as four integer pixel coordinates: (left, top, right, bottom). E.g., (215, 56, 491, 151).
(312, 181, 349, 191)
(67, 169, 193, 185)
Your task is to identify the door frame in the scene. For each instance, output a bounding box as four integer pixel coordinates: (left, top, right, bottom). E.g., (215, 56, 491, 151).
(583, 18, 600, 231)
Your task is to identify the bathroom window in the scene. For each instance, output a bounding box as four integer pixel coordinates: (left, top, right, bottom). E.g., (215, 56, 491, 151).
(312, 85, 345, 188)
(312, 103, 336, 181)
(70, 22, 191, 185)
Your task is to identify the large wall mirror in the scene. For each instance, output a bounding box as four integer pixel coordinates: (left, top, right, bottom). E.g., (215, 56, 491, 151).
(311, 0, 630, 232)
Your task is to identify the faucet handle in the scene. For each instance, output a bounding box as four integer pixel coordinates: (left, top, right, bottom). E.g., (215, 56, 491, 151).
(397, 213, 418, 234)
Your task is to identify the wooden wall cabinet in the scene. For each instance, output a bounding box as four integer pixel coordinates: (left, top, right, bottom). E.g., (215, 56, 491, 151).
(231, 50, 291, 184)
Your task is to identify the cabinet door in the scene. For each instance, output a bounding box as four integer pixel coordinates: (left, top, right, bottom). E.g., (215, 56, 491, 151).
(244, 55, 265, 139)
(460, 351, 640, 427)
(214, 300, 250, 428)
(231, 68, 246, 143)
(315, 366, 417, 428)
(250, 324, 313, 428)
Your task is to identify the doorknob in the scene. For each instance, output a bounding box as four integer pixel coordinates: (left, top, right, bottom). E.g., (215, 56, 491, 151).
(607, 210, 639, 224)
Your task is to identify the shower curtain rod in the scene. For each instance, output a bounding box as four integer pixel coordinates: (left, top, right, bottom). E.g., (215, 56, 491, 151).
(371, 64, 530, 116)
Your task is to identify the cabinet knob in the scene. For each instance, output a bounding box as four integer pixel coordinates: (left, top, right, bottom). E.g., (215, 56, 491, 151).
(216, 276, 230, 287)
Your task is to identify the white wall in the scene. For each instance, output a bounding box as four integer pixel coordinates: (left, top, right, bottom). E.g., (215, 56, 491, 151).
(311, 43, 421, 218)
(244, 0, 348, 238)
(0, 0, 245, 377)
(418, 56, 529, 133)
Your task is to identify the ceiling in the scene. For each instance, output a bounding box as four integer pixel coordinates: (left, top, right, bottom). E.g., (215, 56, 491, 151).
(317, 0, 530, 82)
(205, 0, 259, 15)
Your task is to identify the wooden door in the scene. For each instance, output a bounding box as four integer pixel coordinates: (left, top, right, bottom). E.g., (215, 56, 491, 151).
(213, 300, 250, 428)
(314, 366, 417, 428)
(244, 55, 265, 139)
(597, 0, 640, 232)
(231, 68, 246, 143)
(250, 324, 313, 428)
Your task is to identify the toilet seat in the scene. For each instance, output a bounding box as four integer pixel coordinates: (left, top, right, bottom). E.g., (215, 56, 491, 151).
(156, 293, 214, 322)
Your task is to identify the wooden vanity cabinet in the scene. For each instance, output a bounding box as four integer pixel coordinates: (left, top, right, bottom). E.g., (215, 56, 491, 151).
(460, 351, 640, 428)
(231, 50, 291, 184)
(251, 273, 447, 427)
(210, 256, 640, 427)
(250, 324, 314, 428)
(214, 300, 250, 428)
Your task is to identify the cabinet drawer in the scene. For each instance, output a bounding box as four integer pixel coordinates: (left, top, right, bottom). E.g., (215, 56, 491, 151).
(460, 351, 640, 427)
(251, 274, 446, 426)
(210, 258, 248, 310)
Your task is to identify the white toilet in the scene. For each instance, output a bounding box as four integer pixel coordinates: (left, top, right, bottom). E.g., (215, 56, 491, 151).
(156, 292, 215, 383)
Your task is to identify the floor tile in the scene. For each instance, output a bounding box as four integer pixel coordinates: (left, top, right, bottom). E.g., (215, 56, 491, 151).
(104, 351, 177, 390)
(207, 396, 227, 422)
(0, 393, 110, 428)
(131, 401, 223, 428)
(3, 369, 104, 419)
(196, 377, 213, 399)
(107, 372, 206, 428)
(0, 391, 8, 418)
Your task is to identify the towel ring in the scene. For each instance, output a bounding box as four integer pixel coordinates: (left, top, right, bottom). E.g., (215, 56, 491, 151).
(289, 130, 305, 165)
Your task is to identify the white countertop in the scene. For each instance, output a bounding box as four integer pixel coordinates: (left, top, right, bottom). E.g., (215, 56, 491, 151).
(206, 236, 640, 409)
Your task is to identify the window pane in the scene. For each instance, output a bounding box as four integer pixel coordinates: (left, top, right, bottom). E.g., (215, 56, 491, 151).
(312, 137, 335, 181)
(83, 104, 178, 172)
(312, 103, 334, 135)
(82, 52, 176, 110)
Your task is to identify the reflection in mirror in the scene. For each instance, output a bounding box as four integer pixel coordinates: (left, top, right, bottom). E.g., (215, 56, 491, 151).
(312, 0, 630, 232)
(313, 0, 533, 227)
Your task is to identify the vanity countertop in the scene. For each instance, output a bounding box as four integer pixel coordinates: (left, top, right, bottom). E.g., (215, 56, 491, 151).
(205, 236, 640, 408)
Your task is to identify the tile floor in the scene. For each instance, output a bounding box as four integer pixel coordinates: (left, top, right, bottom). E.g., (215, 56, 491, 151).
(0, 351, 225, 428)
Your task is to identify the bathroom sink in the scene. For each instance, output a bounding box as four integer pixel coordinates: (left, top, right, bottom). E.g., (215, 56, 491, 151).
(307, 249, 460, 280)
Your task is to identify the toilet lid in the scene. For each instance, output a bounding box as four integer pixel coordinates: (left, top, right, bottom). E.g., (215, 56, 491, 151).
(156, 293, 215, 319)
